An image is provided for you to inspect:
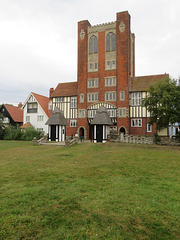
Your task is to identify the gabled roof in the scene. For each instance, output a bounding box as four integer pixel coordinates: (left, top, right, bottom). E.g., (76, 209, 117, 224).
(4, 104, 23, 123)
(51, 82, 78, 97)
(90, 106, 112, 125)
(23, 92, 51, 117)
(45, 108, 68, 126)
(32, 93, 51, 117)
(130, 74, 169, 92)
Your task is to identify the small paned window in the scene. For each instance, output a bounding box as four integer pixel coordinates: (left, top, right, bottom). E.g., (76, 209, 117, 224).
(37, 115, 44, 121)
(78, 109, 85, 118)
(147, 124, 152, 132)
(105, 92, 116, 101)
(70, 120, 77, 127)
(105, 77, 116, 87)
(119, 108, 126, 117)
(120, 91, 125, 101)
(112, 60, 116, 69)
(107, 109, 116, 117)
(80, 94, 84, 103)
(131, 92, 142, 106)
(70, 97, 77, 108)
(26, 116, 30, 122)
(88, 109, 97, 118)
(87, 93, 98, 102)
(88, 79, 98, 88)
(131, 119, 142, 127)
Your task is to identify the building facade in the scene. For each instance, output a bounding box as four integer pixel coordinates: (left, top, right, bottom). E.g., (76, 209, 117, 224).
(50, 11, 168, 142)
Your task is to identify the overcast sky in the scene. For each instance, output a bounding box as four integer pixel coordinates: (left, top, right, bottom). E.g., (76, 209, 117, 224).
(0, 0, 180, 105)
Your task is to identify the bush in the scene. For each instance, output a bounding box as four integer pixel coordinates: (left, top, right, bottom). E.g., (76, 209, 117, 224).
(3, 125, 43, 141)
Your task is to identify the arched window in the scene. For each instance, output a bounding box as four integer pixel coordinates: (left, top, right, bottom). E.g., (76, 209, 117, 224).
(106, 32, 116, 51)
(89, 36, 98, 54)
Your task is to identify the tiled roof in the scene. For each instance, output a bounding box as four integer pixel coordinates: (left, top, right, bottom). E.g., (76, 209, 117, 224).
(4, 104, 23, 123)
(130, 74, 169, 92)
(32, 92, 51, 117)
(20, 122, 33, 129)
(51, 82, 78, 97)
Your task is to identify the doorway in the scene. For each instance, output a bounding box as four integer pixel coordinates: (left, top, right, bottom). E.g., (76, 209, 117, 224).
(119, 127, 126, 135)
(51, 125, 56, 141)
(96, 125, 103, 142)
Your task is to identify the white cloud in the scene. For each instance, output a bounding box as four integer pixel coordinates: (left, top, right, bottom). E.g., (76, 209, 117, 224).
(0, 0, 179, 105)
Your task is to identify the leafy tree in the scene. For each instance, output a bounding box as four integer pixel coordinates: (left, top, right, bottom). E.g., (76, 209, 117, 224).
(0, 114, 5, 139)
(143, 77, 180, 142)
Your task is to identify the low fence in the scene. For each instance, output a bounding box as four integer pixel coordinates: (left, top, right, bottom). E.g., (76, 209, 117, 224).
(108, 133, 153, 144)
(108, 132, 180, 145)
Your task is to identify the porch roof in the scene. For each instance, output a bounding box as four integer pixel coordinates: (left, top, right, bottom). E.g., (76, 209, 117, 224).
(45, 108, 68, 126)
(90, 106, 112, 125)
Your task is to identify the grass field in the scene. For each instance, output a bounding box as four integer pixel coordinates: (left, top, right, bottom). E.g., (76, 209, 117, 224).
(0, 141, 179, 240)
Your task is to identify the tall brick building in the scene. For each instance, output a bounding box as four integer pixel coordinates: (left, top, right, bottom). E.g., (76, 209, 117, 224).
(49, 11, 168, 142)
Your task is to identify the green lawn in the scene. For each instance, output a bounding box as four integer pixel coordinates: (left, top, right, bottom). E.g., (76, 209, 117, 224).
(0, 141, 179, 240)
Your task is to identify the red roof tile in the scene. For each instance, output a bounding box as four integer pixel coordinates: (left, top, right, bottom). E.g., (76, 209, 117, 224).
(51, 82, 78, 97)
(32, 93, 51, 117)
(130, 74, 169, 91)
(20, 122, 33, 129)
(4, 104, 23, 123)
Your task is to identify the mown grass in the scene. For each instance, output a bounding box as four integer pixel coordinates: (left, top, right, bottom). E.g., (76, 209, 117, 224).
(0, 141, 179, 240)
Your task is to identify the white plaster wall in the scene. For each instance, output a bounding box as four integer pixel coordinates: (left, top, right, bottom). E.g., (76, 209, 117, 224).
(23, 102, 49, 134)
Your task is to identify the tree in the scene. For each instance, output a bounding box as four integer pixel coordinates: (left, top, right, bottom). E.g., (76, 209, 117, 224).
(143, 77, 180, 142)
(0, 114, 5, 139)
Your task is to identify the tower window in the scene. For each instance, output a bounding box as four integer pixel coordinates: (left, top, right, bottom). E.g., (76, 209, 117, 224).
(106, 32, 116, 52)
(89, 35, 98, 54)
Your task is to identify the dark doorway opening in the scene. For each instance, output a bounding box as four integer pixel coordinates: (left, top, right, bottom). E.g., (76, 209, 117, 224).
(51, 125, 56, 141)
(120, 127, 126, 135)
(96, 125, 103, 142)
(79, 127, 85, 142)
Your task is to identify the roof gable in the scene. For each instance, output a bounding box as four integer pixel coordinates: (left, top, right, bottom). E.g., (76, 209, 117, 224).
(4, 104, 23, 123)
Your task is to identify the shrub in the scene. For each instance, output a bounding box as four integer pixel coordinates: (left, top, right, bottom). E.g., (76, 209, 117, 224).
(3, 125, 43, 141)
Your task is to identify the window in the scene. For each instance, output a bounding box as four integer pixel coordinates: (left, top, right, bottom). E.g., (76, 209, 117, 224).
(88, 78, 98, 88)
(147, 124, 152, 132)
(89, 63, 93, 71)
(80, 94, 84, 103)
(105, 92, 116, 101)
(105, 77, 116, 86)
(89, 35, 98, 54)
(37, 128, 43, 132)
(131, 92, 142, 106)
(119, 108, 126, 117)
(27, 103, 37, 113)
(70, 120, 77, 127)
(131, 119, 142, 127)
(107, 109, 116, 117)
(95, 63, 98, 70)
(26, 116, 30, 122)
(106, 32, 116, 51)
(120, 91, 125, 101)
(88, 109, 97, 118)
(112, 60, 116, 69)
(55, 97, 64, 103)
(78, 109, 85, 118)
(105, 60, 116, 70)
(106, 61, 111, 69)
(87, 93, 98, 102)
(70, 97, 77, 108)
(37, 115, 44, 121)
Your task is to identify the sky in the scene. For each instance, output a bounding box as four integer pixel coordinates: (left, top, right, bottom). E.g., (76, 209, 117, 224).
(0, 0, 180, 105)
